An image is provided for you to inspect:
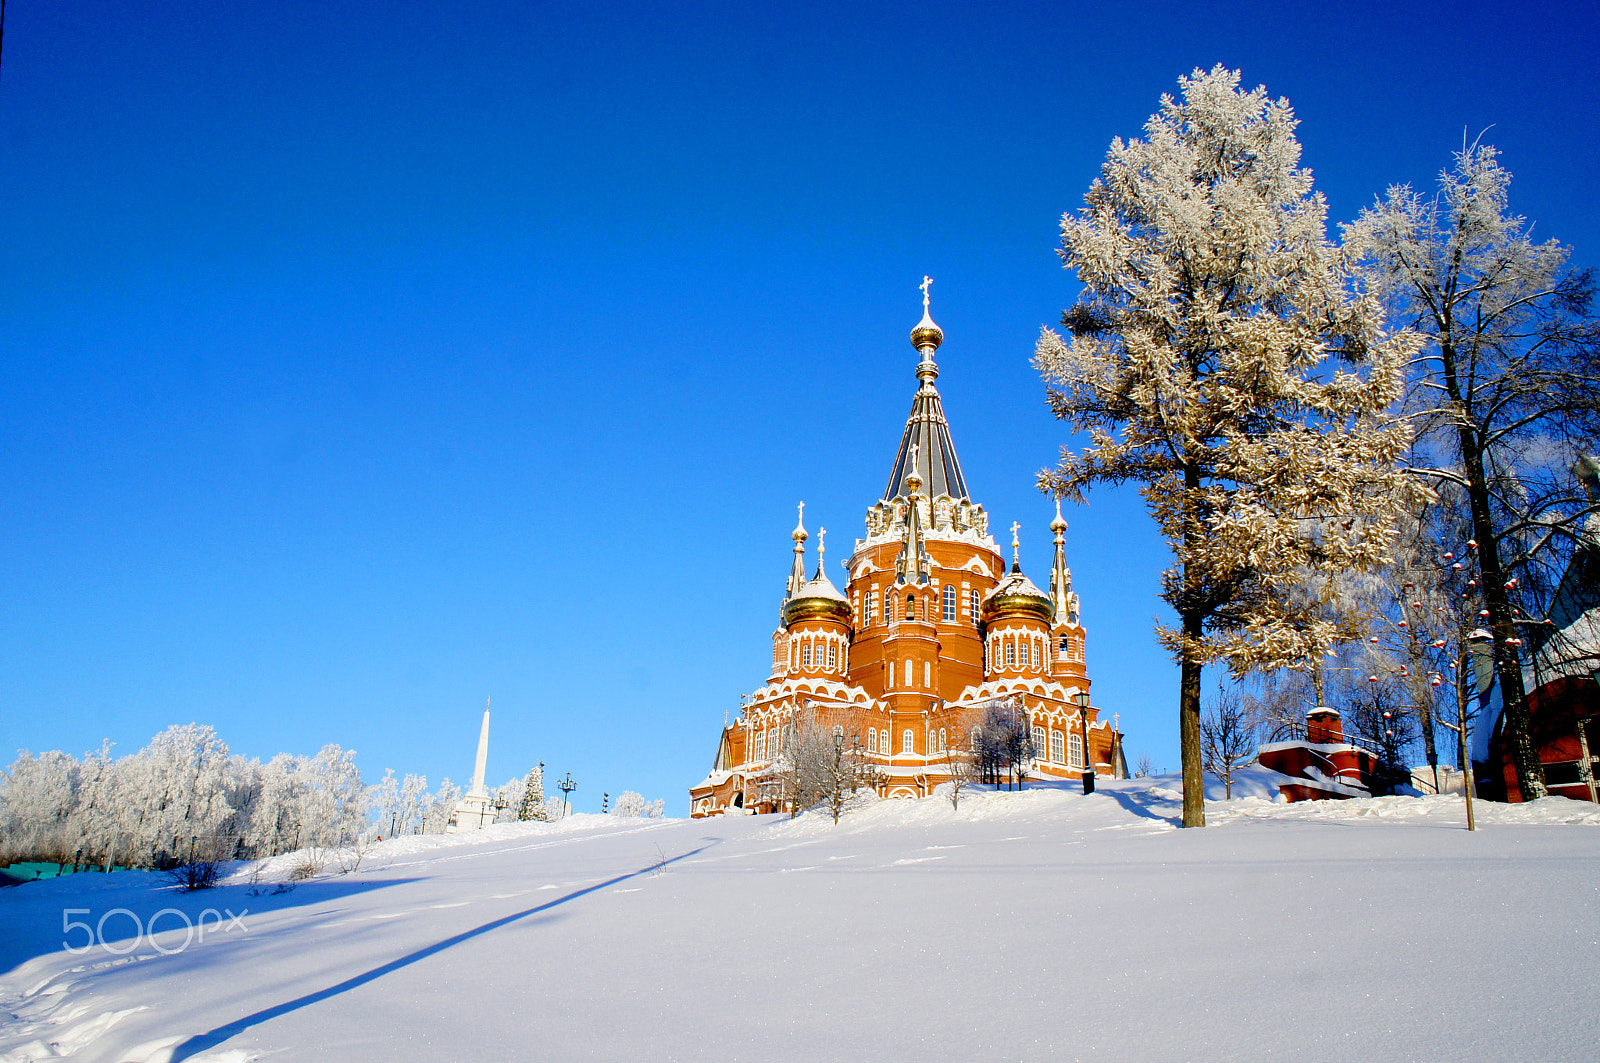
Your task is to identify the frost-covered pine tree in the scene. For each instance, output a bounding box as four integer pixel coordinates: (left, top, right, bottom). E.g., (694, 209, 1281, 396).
(1344, 144, 1600, 801)
(517, 762, 550, 822)
(1036, 66, 1418, 826)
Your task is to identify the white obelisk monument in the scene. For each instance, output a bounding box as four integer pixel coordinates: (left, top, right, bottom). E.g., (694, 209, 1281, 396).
(448, 700, 497, 832)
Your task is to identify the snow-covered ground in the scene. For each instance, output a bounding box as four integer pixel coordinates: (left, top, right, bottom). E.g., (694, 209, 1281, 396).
(2, 774, 1597, 1063)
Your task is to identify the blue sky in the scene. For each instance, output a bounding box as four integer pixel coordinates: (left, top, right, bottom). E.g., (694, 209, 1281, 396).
(3, 0, 1596, 814)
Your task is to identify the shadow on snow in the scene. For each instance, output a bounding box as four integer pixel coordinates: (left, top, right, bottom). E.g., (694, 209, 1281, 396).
(167, 843, 717, 1061)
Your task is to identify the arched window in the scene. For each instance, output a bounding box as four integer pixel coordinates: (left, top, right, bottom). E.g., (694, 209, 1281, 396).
(827, 643, 836, 669)
(756, 730, 767, 761)
(923, 661, 931, 687)
(969, 590, 980, 626)
(1005, 642, 1016, 667)
(1069, 733, 1084, 768)
(943, 585, 957, 622)
(881, 729, 889, 753)
(1032, 726, 1046, 759)
(940, 727, 947, 752)
(1058, 635, 1070, 660)
(902, 729, 915, 754)
(1050, 729, 1065, 763)
(867, 729, 878, 753)
(906, 595, 916, 620)
(802, 644, 812, 668)
(904, 659, 913, 687)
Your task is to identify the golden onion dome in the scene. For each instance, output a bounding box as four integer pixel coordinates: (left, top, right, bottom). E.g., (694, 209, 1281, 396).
(784, 572, 853, 627)
(909, 305, 944, 352)
(981, 569, 1054, 625)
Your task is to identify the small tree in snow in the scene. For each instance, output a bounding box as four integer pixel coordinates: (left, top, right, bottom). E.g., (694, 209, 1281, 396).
(935, 704, 983, 810)
(1037, 65, 1417, 826)
(1199, 684, 1257, 798)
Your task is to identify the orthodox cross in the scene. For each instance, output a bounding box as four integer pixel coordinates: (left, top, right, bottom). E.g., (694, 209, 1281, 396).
(1010, 520, 1021, 564)
(920, 275, 933, 310)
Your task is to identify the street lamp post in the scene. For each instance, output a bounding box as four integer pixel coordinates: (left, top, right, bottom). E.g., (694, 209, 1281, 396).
(1073, 692, 1093, 793)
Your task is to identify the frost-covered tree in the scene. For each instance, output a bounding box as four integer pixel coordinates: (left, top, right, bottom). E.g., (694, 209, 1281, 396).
(1036, 66, 1417, 826)
(518, 763, 550, 822)
(421, 778, 460, 834)
(1344, 144, 1600, 800)
(131, 724, 239, 864)
(0, 749, 80, 864)
(397, 773, 430, 835)
(491, 775, 526, 823)
(297, 744, 367, 848)
(610, 791, 665, 818)
(246, 752, 309, 856)
(370, 769, 402, 838)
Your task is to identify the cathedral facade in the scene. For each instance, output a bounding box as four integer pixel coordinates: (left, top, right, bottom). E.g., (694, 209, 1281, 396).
(689, 289, 1122, 816)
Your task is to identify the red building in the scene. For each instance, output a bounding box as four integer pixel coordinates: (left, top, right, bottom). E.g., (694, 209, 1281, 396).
(1476, 457, 1600, 804)
(1257, 708, 1382, 802)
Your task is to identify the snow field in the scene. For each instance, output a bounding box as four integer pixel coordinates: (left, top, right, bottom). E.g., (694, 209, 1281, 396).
(1, 781, 1596, 1062)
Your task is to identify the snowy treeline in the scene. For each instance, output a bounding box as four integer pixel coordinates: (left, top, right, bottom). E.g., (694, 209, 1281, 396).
(0, 725, 486, 869)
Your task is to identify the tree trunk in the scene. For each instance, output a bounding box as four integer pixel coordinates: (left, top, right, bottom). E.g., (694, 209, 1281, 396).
(1179, 612, 1205, 828)
(1460, 434, 1546, 800)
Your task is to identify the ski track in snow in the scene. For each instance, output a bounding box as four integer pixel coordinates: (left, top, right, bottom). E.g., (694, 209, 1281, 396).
(2, 777, 1597, 1063)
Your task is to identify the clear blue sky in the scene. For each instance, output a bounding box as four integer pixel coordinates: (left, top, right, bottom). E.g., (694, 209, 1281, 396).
(3, 0, 1596, 814)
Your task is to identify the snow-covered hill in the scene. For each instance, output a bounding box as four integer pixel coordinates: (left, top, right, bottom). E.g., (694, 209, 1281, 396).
(2, 776, 1597, 1063)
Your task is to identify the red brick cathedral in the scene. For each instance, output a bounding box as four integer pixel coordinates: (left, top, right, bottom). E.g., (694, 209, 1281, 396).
(689, 285, 1122, 816)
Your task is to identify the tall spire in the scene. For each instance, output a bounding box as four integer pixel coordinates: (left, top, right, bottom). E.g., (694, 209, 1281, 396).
(885, 277, 969, 503)
(469, 700, 491, 798)
(896, 464, 932, 586)
(786, 502, 809, 601)
(1049, 499, 1079, 626)
(1010, 520, 1022, 573)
